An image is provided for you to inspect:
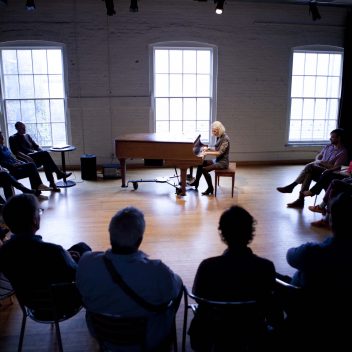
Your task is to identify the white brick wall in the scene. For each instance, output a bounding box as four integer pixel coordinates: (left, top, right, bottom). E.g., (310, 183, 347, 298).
(0, 0, 347, 165)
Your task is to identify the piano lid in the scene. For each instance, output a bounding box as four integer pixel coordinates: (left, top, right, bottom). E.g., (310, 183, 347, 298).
(116, 133, 198, 144)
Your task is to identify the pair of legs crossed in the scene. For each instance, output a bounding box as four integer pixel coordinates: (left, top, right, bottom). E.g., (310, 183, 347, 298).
(7, 162, 51, 192)
(277, 162, 326, 208)
(0, 171, 40, 201)
(28, 151, 70, 189)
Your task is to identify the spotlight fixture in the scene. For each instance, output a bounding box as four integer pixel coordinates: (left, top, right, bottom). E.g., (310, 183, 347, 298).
(25, 0, 36, 11)
(215, 0, 224, 15)
(104, 0, 116, 16)
(130, 0, 138, 12)
(309, 1, 321, 21)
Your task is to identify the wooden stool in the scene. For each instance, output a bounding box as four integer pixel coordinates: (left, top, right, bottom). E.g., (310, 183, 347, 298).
(214, 162, 236, 197)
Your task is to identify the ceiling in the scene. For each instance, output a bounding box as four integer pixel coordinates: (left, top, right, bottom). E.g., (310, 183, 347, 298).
(229, 0, 352, 7)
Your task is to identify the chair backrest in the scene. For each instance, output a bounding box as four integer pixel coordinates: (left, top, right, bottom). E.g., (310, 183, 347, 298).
(274, 277, 351, 329)
(86, 288, 183, 352)
(16, 281, 83, 352)
(182, 285, 268, 352)
(87, 311, 148, 349)
(274, 276, 352, 350)
(19, 281, 82, 322)
(274, 278, 303, 321)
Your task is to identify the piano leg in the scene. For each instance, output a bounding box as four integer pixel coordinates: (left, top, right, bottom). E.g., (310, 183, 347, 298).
(179, 167, 187, 196)
(118, 158, 127, 187)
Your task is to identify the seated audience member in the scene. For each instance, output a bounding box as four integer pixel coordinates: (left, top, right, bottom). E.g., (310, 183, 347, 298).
(0, 166, 44, 200)
(9, 122, 72, 192)
(189, 205, 279, 351)
(0, 132, 52, 193)
(300, 166, 348, 199)
(277, 192, 352, 351)
(0, 194, 91, 301)
(308, 176, 352, 228)
(276, 128, 348, 209)
(76, 206, 183, 352)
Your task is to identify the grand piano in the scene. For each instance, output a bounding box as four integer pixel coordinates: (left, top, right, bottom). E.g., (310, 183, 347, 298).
(115, 133, 204, 196)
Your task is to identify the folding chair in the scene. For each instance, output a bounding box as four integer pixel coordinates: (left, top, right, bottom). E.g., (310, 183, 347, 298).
(182, 285, 269, 352)
(16, 281, 83, 352)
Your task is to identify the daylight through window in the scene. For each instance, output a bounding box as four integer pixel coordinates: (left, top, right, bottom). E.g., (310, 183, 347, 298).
(288, 48, 343, 143)
(153, 47, 214, 141)
(0, 47, 67, 147)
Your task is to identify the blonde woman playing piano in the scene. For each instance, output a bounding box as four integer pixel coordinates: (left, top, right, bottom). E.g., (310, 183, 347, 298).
(189, 121, 230, 195)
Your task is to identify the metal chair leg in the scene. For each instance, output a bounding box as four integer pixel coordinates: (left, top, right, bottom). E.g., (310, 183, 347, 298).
(17, 313, 27, 352)
(54, 322, 64, 352)
(182, 288, 189, 352)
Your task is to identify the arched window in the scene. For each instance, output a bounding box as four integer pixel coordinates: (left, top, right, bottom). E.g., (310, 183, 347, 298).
(0, 41, 69, 147)
(288, 45, 343, 144)
(151, 42, 217, 143)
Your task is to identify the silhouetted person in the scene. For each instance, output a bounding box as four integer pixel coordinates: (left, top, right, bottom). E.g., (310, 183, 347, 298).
(189, 205, 278, 351)
(9, 121, 72, 191)
(76, 206, 183, 352)
(277, 128, 348, 209)
(0, 194, 91, 302)
(0, 131, 52, 194)
(277, 192, 352, 351)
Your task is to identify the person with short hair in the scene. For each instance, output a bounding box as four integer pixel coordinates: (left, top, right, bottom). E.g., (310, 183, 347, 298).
(76, 206, 183, 352)
(277, 128, 348, 208)
(0, 194, 91, 298)
(189, 205, 277, 351)
(0, 131, 52, 194)
(9, 122, 72, 192)
(189, 121, 230, 196)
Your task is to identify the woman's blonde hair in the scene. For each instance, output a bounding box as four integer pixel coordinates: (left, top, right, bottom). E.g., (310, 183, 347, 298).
(211, 121, 226, 136)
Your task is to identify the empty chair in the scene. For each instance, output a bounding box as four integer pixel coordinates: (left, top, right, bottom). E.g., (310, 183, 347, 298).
(17, 281, 83, 352)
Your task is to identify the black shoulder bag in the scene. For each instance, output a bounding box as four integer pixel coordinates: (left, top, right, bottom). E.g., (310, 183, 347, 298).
(103, 255, 173, 313)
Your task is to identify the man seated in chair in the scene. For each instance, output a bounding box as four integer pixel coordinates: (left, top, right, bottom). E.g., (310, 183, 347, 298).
(0, 194, 91, 306)
(0, 132, 52, 194)
(276, 128, 348, 209)
(9, 122, 72, 192)
(76, 206, 183, 352)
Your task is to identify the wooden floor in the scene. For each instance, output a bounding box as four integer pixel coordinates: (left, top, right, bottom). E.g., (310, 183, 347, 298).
(0, 165, 331, 351)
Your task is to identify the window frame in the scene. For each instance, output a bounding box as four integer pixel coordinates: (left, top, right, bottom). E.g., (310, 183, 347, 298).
(0, 40, 71, 148)
(286, 45, 344, 147)
(150, 42, 218, 143)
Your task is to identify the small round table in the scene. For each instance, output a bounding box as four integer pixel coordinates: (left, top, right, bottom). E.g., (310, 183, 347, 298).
(50, 145, 76, 188)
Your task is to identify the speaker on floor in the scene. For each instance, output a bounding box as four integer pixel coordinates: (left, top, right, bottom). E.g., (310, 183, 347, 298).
(81, 154, 97, 180)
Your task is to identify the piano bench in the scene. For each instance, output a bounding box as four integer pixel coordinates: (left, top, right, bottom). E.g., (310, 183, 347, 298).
(214, 162, 236, 198)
